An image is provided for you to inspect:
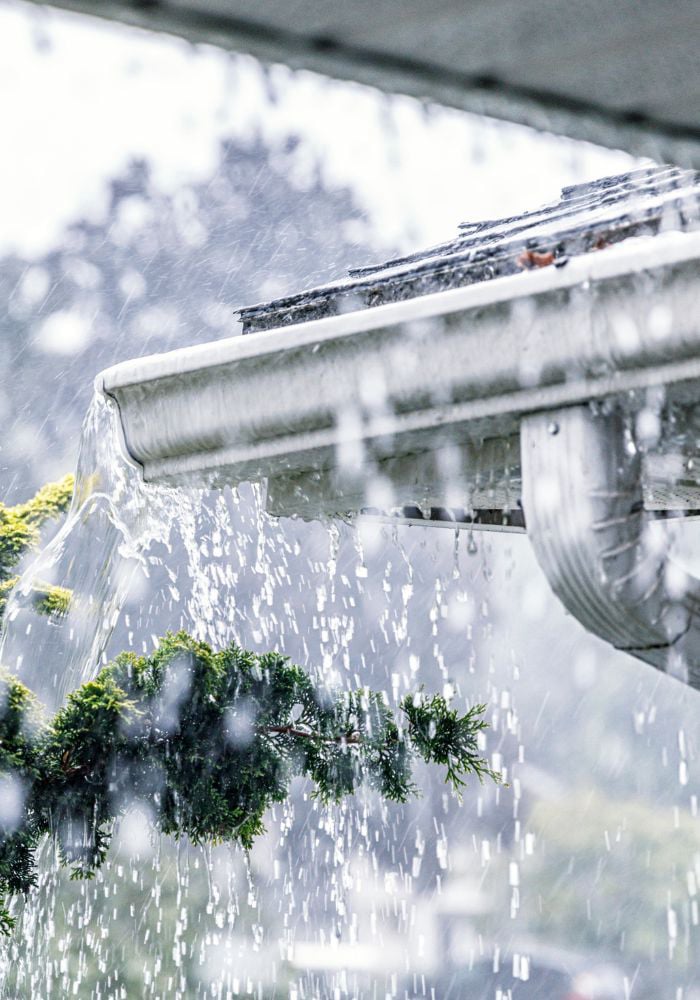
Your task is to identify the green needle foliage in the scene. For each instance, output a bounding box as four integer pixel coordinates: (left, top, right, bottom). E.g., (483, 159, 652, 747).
(0, 475, 74, 617)
(402, 691, 495, 793)
(0, 631, 499, 933)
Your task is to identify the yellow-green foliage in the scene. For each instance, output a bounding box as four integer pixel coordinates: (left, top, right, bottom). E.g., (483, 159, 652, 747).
(31, 583, 72, 618)
(0, 581, 15, 616)
(10, 476, 74, 531)
(0, 475, 74, 616)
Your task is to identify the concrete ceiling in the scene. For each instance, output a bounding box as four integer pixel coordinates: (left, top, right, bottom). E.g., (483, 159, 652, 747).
(27, 0, 700, 165)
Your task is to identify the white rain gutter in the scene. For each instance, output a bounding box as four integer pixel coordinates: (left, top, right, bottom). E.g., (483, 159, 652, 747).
(99, 230, 700, 485)
(98, 229, 700, 682)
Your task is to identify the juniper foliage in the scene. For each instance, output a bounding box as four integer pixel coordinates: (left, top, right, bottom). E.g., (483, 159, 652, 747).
(0, 632, 498, 932)
(402, 690, 497, 793)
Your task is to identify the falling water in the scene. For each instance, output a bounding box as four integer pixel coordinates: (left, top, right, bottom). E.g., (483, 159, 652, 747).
(0, 381, 508, 998)
(0, 390, 185, 712)
(3, 398, 700, 996)
(4, 400, 700, 996)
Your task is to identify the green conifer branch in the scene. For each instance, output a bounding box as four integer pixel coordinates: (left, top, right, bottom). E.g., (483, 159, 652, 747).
(0, 632, 499, 932)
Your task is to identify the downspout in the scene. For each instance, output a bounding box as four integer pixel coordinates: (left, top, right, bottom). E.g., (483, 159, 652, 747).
(521, 404, 700, 687)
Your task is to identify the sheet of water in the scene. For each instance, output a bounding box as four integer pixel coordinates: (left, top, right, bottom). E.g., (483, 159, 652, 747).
(0, 391, 185, 712)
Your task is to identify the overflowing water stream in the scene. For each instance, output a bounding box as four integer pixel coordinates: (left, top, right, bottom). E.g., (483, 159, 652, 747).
(0, 391, 184, 712)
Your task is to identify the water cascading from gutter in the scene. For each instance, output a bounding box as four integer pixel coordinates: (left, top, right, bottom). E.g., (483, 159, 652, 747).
(98, 165, 700, 685)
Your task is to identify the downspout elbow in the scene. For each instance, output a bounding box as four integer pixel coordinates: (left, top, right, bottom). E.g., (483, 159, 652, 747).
(521, 404, 700, 687)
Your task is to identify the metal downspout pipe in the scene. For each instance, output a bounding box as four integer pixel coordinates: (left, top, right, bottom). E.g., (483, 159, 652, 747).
(521, 404, 700, 687)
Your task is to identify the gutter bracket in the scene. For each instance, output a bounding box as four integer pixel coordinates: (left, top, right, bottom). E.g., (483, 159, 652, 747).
(521, 404, 700, 687)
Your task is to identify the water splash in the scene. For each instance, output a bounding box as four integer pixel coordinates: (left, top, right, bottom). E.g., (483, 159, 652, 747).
(0, 390, 185, 711)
